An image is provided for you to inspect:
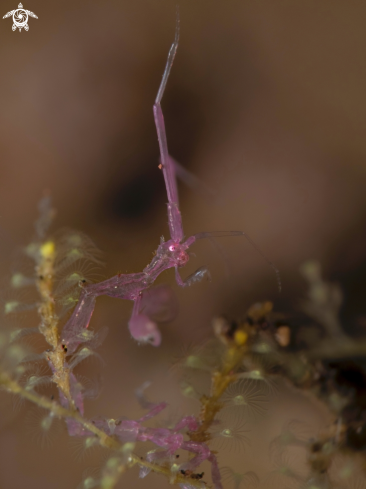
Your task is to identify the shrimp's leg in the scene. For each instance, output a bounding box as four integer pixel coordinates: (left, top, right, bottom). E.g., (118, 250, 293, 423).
(61, 272, 157, 351)
(175, 266, 211, 288)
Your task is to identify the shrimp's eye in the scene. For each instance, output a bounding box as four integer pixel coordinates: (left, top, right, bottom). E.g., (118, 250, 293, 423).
(169, 245, 176, 252)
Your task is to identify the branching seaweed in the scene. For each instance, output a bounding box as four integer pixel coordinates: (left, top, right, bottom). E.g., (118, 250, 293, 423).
(2, 201, 366, 488)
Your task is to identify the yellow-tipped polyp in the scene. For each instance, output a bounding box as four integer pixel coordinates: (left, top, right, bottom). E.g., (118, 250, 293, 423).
(234, 330, 248, 347)
(40, 241, 55, 259)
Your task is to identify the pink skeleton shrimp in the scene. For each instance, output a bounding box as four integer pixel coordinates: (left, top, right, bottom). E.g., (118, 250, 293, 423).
(61, 15, 280, 351)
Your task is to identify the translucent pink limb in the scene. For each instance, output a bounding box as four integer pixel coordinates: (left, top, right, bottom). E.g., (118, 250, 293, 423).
(138, 403, 168, 423)
(135, 381, 155, 410)
(208, 453, 223, 489)
(146, 449, 171, 463)
(136, 383, 198, 428)
(175, 265, 211, 287)
(180, 441, 211, 470)
(61, 289, 97, 353)
(115, 419, 140, 442)
(137, 426, 184, 451)
(153, 10, 184, 243)
(52, 368, 84, 414)
(173, 415, 200, 432)
(87, 272, 150, 299)
(139, 284, 179, 322)
(63, 418, 91, 437)
(54, 369, 87, 436)
(146, 432, 184, 461)
(194, 231, 281, 292)
(128, 293, 162, 346)
(170, 155, 217, 202)
(61, 239, 190, 349)
(89, 417, 121, 436)
(135, 381, 169, 421)
(181, 442, 222, 489)
(156, 432, 183, 452)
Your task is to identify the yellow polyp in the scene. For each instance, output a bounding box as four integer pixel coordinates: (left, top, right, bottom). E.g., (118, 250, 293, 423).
(68, 249, 83, 260)
(85, 436, 99, 449)
(41, 415, 53, 431)
(106, 456, 120, 469)
(79, 330, 94, 341)
(181, 384, 196, 398)
(234, 330, 248, 346)
(25, 242, 39, 259)
(250, 370, 262, 380)
(186, 355, 205, 369)
(221, 428, 232, 437)
(61, 296, 78, 307)
(5, 301, 20, 314)
(7, 344, 25, 362)
(101, 475, 114, 489)
(255, 342, 272, 353)
(40, 241, 55, 259)
(83, 477, 97, 489)
(67, 234, 83, 247)
(122, 442, 135, 454)
(11, 273, 26, 288)
(107, 419, 116, 434)
(67, 272, 83, 282)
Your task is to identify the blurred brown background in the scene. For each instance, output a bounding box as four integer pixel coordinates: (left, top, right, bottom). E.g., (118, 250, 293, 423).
(0, 0, 366, 487)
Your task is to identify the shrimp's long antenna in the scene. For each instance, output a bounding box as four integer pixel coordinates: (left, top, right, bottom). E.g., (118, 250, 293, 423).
(194, 231, 281, 292)
(206, 236, 231, 280)
(155, 8, 180, 106)
(153, 9, 183, 243)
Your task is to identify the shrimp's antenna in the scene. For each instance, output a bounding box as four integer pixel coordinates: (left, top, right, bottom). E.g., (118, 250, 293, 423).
(206, 236, 231, 280)
(194, 231, 281, 292)
(155, 7, 180, 105)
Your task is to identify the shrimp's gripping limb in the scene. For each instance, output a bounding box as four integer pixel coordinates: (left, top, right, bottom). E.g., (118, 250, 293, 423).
(128, 293, 162, 346)
(175, 265, 211, 287)
(128, 314, 161, 347)
(153, 12, 184, 243)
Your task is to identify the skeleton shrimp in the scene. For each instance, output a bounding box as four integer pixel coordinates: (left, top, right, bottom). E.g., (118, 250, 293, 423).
(61, 13, 280, 351)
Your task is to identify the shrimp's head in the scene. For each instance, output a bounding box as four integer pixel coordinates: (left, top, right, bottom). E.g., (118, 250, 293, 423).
(158, 239, 189, 267)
